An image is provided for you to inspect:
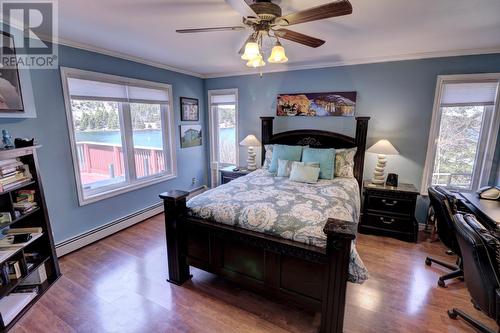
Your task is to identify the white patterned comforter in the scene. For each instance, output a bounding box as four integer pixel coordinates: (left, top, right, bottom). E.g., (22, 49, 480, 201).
(187, 169, 368, 283)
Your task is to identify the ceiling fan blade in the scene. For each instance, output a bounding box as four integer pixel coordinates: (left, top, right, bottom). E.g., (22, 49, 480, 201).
(281, 0, 352, 26)
(176, 26, 246, 33)
(225, 0, 258, 18)
(275, 29, 325, 48)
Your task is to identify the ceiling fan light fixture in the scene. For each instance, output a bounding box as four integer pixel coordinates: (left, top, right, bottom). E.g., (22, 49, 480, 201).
(246, 54, 265, 68)
(241, 41, 260, 60)
(268, 41, 288, 63)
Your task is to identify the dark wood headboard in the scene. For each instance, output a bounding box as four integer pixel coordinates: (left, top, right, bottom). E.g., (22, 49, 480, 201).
(260, 116, 370, 189)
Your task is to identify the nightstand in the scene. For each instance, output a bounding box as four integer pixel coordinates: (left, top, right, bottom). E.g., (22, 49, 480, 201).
(359, 180, 419, 242)
(220, 166, 252, 184)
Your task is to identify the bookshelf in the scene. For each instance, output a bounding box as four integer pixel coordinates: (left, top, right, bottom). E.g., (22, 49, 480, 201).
(0, 146, 60, 331)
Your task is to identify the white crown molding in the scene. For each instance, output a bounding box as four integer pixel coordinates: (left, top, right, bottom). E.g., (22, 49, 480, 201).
(54, 37, 205, 78)
(204, 47, 500, 79)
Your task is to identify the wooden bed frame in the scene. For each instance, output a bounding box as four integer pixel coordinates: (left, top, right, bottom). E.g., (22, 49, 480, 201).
(160, 116, 370, 333)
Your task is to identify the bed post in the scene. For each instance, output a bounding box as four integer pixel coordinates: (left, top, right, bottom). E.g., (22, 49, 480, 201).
(159, 190, 191, 285)
(260, 116, 274, 165)
(354, 116, 370, 190)
(321, 218, 357, 333)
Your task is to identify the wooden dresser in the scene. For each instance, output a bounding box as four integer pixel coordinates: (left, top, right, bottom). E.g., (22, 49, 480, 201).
(359, 180, 419, 242)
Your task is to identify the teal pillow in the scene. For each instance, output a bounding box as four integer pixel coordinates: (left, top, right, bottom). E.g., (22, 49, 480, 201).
(269, 145, 303, 173)
(302, 147, 336, 179)
(289, 163, 320, 184)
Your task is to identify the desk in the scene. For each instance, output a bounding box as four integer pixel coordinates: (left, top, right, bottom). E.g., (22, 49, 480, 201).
(459, 192, 500, 229)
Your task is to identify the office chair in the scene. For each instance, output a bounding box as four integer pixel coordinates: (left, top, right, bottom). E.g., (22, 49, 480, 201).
(448, 213, 500, 333)
(425, 186, 464, 287)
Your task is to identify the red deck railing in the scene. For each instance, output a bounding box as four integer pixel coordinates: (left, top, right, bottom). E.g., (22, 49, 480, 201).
(76, 142, 165, 183)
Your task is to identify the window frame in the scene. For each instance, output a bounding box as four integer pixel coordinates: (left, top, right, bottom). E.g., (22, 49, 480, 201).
(208, 88, 239, 168)
(61, 67, 177, 205)
(421, 73, 500, 194)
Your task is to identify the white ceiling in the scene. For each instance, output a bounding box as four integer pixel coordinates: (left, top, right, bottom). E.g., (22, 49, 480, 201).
(55, 0, 500, 78)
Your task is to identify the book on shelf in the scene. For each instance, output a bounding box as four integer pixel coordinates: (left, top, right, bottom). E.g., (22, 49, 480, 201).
(0, 159, 23, 177)
(12, 201, 38, 215)
(0, 212, 12, 225)
(0, 164, 33, 193)
(0, 292, 37, 326)
(6, 261, 21, 279)
(15, 190, 36, 203)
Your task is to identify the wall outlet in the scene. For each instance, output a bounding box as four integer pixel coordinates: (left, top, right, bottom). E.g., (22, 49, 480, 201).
(191, 177, 197, 185)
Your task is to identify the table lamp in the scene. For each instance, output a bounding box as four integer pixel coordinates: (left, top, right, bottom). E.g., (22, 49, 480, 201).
(366, 139, 399, 185)
(240, 134, 261, 171)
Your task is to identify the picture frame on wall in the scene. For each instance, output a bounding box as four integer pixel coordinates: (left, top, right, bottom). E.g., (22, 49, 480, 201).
(180, 97, 199, 121)
(180, 124, 202, 148)
(276, 92, 356, 117)
(0, 32, 24, 113)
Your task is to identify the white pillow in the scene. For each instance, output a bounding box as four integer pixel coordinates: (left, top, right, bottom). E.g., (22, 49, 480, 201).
(289, 163, 320, 184)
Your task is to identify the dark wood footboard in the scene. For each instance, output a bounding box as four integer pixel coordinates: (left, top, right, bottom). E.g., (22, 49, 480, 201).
(160, 191, 357, 333)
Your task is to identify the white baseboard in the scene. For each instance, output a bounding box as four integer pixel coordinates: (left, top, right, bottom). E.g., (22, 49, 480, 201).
(55, 185, 208, 258)
(55, 203, 164, 257)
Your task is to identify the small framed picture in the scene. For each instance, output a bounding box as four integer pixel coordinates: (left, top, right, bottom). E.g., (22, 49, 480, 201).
(180, 97, 199, 121)
(180, 124, 202, 148)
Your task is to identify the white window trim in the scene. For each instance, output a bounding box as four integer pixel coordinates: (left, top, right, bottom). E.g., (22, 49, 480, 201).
(421, 73, 500, 195)
(60, 67, 177, 205)
(208, 88, 239, 168)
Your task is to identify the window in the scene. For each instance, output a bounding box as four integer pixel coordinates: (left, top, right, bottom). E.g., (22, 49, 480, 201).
(422, 74, 500, 193)
(208, 89, 238, 186)
(61, 67, 176, 205)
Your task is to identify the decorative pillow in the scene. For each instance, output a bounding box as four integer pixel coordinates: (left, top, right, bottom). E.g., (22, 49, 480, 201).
(269, 144, 303, 173)
(277, 159, 294, 177)
(335, 148, 357, 178)
(277, 160, 320, 177)
(262, 144, 273, 169)
(289, 163, 320, 184)
(302, 147, 335, 180)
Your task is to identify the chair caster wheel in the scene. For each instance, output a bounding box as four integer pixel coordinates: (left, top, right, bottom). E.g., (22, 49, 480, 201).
(447, 309, 457, 319)
(425, 258, 432, 266)
(438, 279, 446, 288)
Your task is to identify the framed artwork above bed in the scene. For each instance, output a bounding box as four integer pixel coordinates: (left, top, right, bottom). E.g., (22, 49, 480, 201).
(277, 92, 356, 117)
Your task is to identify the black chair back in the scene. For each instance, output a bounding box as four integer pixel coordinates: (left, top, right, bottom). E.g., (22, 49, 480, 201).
(452, 213, 500, 319)
(428, 186, 461, 256)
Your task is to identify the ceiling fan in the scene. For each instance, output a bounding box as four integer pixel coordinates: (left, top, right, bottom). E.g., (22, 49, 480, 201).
(176, 0, 353, 68)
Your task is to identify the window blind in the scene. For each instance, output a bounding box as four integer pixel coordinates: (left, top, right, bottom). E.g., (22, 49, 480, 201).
(211, 94, 236, 104)
(441, 81, 498, 106)
(67, 77, 169, 103)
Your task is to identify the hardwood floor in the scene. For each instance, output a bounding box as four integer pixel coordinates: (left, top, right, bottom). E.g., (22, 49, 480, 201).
(12, 214, 497, 333)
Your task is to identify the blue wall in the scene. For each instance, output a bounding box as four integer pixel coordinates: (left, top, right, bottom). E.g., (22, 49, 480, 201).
(205, 54, 500, 222)
(0, 44, 207, 243)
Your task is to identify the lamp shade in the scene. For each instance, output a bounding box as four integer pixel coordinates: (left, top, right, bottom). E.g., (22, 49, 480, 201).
(268, 42, 288, 64)
(366, 139, 399, 155)
(241, 41, 260, 61)
(239, 134, 261, 147)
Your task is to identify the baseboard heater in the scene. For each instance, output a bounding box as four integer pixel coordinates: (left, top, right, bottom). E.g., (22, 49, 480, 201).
(55, 185, 207, 257)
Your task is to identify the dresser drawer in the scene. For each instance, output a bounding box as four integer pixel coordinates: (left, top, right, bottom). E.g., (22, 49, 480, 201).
(364, 213, 413, 233)
(366, 195, 414, 215)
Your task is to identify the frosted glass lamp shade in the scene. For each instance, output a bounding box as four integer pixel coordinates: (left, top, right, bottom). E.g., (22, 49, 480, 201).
(241, 41, 260, 61)
(366, 139, 399, 156)
(239, 134, 261, 147)
(268, 42, 288, 64)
